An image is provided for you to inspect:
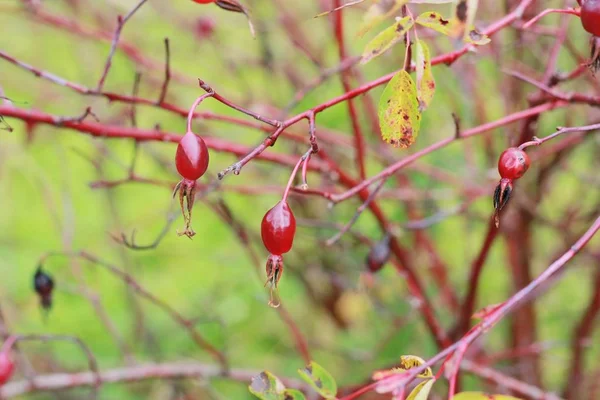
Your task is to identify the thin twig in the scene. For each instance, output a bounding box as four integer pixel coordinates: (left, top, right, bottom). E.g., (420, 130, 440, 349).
(96, 0, 149, 91)
(326, 180, 386, 246)
(157, 38, 171, 104)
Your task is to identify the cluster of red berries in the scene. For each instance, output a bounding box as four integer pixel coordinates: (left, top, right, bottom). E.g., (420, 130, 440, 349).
(173, 130, 210, 238)
(34, 266, 55, 311)
(261, 201, 296, 308)
(581, 0, 600, 71)
(493, 147, 530, 227)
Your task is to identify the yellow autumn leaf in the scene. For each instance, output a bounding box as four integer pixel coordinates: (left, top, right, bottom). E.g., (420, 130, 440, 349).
(415, 40, 435, 111)
(415, 11, 459, 36)
(406, 379, 436, 400)
(378, 71, 422, 148)
(361, 16, 414, 64)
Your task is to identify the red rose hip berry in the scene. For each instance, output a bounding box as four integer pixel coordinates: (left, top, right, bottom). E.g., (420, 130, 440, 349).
(493, 147, 530, 228)
(498, 147, 530, 180)
(173, 131, 210, 239)
(261, 201, 296, 308)
(175, 131, 209, 181)
(0, 352, 14, 385)
(261, 201, 296, 256)
(192, 0, 216, 4)
(582, 0, 600, 36)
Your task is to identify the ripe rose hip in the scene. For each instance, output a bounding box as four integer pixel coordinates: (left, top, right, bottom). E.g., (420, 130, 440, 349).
(261, 201, 296, 307)
(176, 131, 209, 181)
(261, 201, 296, 256)
(493, 147, 530, 227)
(173, 131, 210, 238)
(498, 147, 530, 180)
(582, 0, 600, 36)
(192, 0, 215, 4)
(0, 352, 14, 386)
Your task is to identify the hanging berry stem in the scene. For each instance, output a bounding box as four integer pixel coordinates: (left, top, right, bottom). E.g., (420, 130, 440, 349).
(186, 91, 214, 133)
(281, 149, 312, 203)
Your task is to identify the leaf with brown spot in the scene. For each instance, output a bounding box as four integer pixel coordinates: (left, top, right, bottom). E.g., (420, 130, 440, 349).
(415, 11, 460, 36)
(297, 362, 337, 399)
(378, 70, 421, 148)
(356, 0, 409, 37)
(361, 16, 414, 64)
(249, 371, 286, 400)
(464, 28, 490, 45)
(415, 40, 435, 111)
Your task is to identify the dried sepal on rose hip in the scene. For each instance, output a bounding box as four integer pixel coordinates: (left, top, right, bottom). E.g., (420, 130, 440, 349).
(33, 265, 55, 311)
(192, 0, 255, 37)
(581, 0, 600, 72)
(261, 200, 296, 308)
(173, 131, 210, 238)
(493, 147, 530, 227)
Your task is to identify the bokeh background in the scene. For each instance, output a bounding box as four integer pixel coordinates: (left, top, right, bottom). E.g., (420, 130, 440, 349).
(1, 0, 600, 399)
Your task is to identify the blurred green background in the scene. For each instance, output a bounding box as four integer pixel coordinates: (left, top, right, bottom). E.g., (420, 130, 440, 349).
(1, 0, 600, 399)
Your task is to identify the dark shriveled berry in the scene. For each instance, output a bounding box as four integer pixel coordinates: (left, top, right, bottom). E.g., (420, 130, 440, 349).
(366, 234, 392, 273)
(33, 267, 54, 310)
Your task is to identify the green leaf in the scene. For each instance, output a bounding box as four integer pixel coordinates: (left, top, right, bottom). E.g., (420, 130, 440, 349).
(415, 11, 459, 36)
(249, 371, 286, 400)
(406, 378, 436, 400)
(297, 362, 337, 399)
(414, 40, 435, 111)
(454, 393, 523, 400)
(356, 0, 409, 37)
(361, 16, 414, 64)
(282, 389, 306, 400)
(378, 70, 421, 148)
